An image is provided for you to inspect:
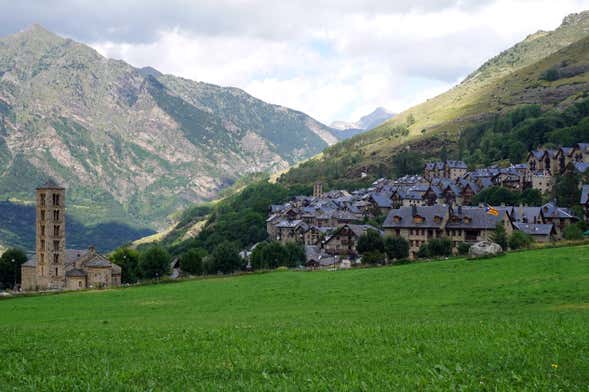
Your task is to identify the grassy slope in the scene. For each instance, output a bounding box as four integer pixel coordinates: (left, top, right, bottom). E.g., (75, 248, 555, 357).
(1, 245, 588, 390)
(279, 17, 589, 185)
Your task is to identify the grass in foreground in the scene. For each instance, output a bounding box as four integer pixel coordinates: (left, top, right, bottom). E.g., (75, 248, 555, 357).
(1, 246, 588, 391)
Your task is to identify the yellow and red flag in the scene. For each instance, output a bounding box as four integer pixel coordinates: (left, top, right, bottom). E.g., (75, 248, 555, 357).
(485, 205, 499, 216)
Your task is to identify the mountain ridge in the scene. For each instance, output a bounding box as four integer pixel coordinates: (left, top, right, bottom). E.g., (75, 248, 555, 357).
(0, 25, 339, 250)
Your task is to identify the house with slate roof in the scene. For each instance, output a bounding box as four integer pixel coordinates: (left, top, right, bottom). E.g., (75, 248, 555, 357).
(21, 182, 121, 291)
(581, 185, 589, 223)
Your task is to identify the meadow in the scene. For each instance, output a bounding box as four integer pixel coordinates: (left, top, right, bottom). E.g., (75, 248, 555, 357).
(1, 246, 588, 391)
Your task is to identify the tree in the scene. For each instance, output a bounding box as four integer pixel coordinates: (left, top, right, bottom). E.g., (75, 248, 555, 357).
(110, 247, 140, 283)
(357, 229, 385, 254)
(508, 231, 533, 250)
(284, 242, 305, 268)
(0, 248, 27, 290)
(416, 243, 430, 259)
(563, 224, 583, 240)
(551, 173, 581, 207)
(473, 186, 519, 206)
(384, 236, 409, 261)
(211, 241, 243, 274)
(138, 246, 171, 279)
(491, 223, 508, 250)
(392, 151, 424, 178)
(179, 248, 205, 275)
(251, 241, 287, 269)
(520, 188, 542, 206)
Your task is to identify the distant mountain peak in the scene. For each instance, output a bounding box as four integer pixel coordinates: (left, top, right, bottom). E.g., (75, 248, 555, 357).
(330, 107, 395, 136)
(561, 10, 589, 27)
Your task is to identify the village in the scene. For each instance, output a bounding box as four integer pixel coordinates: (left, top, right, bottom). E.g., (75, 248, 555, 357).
(266, 143, 589, 266)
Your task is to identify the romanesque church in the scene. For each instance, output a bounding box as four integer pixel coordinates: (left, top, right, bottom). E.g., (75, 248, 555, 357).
(21, 181, 121, 291)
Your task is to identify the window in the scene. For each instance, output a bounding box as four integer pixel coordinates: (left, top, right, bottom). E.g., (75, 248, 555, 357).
(40, 253, 44, 264)
(53, 210, 60, 221)
(40, 225, 45, 236)
(53, 254, 59, 264)
(40, 210, 45, 220)
(52, 193, 60, 206)
(53, 240, 59, 251)
(55, 267, 58, 276)
(40, 240, 45, 249)
(54, 225, 60, 236)
(40, 194, 46, 207)
(78, 281, 82, 288)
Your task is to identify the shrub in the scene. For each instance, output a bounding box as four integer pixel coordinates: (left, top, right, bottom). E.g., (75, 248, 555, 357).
(362, 251, 386, 265)
(357, 229, 384, 254)
(540, 68, 560, 81)
(416, 244, 430, 259)
(491, 224, 508, 250)
(457, 242, 471, 256)
(179, 248, 206, 275)
(250, 241, 304, 269)
(508, 231, 533, 250)
(384, 236, 409, 261)
(563, 224, 583, 240)
(427, 238, 452, 257)
(138, 246, 171, 279)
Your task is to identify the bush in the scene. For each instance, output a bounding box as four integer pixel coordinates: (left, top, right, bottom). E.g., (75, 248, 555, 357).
(491, 224, 508, 250)
(416, 244, 430, 259)
(138, 246, 171, 279)
(540, 68, 560, 81)
(384, 236, 409, 261)
(179, 248, 206, 275)
(362, 251, 386, 265)
(211, 241, 243, 274)
(0, 248, 27, 289)
(563, 224, 583, 240)
(357, 229, 384, 254)
(427, 238, 452, 257)
(457, 242, 471, 256)
(110, 247, 140, 283)
(508, 231, 533, 250)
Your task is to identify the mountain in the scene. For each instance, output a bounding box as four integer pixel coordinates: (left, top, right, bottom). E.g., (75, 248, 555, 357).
(330, 107, 395, 139)
(280, 11, 589, 186)
(0, 25, 339, 250)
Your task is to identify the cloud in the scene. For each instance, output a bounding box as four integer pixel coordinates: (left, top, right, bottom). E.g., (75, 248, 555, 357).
(2, 0, 589, 123)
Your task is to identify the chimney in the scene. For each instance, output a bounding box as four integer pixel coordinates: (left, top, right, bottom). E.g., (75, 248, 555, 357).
(88, 245, 96, 254)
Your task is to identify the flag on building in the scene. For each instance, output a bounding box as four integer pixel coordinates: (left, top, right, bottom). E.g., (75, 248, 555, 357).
(485, 205, 499, 216)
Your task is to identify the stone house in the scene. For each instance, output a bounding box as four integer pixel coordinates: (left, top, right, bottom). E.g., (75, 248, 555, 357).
(571, 143, 589, 163)
(323, 224, 381, 257)
(540, 202, 578, 239)
(512, 222, 555, 242)
(383, 205, 512, 258)
(531, 171, 554, 194)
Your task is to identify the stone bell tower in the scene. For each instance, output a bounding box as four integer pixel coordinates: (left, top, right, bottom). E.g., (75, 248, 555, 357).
(35, 180, 66, 290)
(313, 182, 323, 198)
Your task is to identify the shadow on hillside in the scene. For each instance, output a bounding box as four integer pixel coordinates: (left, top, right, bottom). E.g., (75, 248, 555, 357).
(0, 201, 155, 253)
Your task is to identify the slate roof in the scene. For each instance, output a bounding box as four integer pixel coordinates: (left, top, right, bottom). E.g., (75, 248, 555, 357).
(513, 222, 554, 236)
(508, 206, 543, 223)
(23, 249, 89, 267)
(370, 193, 392, 208)
(383, 205, 448, 229)
(446, 160, 467, 169)
(580, 185, 589, 204)
(65, 268, 87, 277)
(574, 162, 589, 174)
(36, 179, 65, 190)
(541, 202, 575, 219)
(445, 206, 507, 229)
(575, 142, 589, 152)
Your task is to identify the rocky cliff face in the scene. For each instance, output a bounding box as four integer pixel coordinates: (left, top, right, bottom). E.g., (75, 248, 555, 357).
(0, 25, 337, 229)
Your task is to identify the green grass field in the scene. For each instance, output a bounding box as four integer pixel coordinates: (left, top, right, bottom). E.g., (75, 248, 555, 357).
(1, 246, 589, 391)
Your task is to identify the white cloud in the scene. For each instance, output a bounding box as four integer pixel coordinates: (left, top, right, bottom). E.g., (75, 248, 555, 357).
(84, 0, 589, 123)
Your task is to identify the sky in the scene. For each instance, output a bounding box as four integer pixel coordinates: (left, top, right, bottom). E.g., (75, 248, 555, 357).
(1, 0, 589, 124)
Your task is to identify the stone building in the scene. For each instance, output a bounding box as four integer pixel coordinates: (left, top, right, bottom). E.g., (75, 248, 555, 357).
(21, 181, 121, 291)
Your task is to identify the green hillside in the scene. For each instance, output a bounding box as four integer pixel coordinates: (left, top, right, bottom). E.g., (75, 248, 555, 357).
(1, 245, 588, 390)
(279, 13, 589, 187)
